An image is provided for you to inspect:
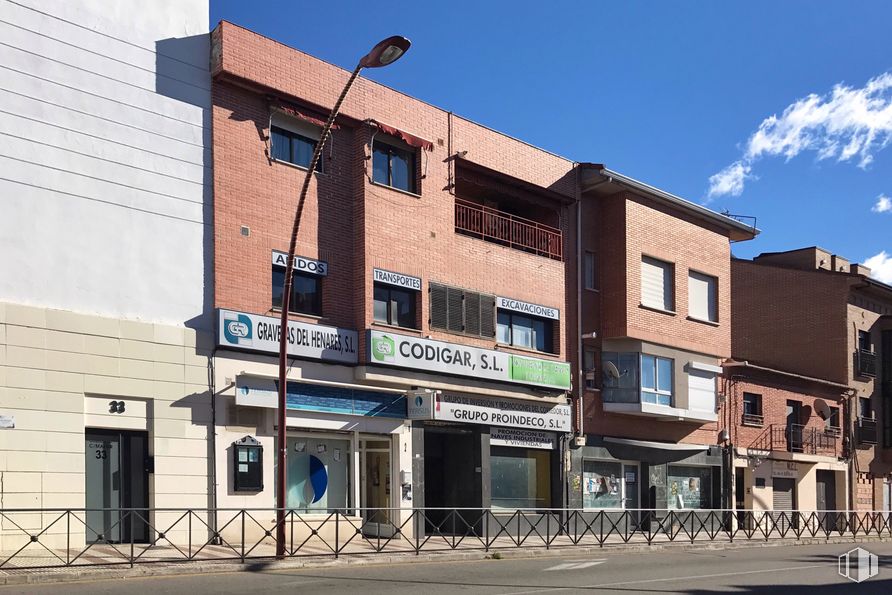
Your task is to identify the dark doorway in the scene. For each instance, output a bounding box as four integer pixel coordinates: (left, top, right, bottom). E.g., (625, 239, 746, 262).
(816, 470, 837, 531)
(423, 425, 479, 533)
(85, 429, 150, 543)
(786, 401, 803, 452)
(735, 467, 748, 529)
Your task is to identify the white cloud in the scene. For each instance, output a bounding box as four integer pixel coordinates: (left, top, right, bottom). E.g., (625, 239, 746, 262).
(872, 194, 892, 213)
(864, 251, 892, 284)
(708, 72, 892, 198)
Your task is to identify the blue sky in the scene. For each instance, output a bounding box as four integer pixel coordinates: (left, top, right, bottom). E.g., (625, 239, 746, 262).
(210, 1, 892, 281)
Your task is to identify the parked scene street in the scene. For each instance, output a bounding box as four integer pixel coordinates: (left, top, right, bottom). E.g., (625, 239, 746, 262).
(5, 542, 891, 594)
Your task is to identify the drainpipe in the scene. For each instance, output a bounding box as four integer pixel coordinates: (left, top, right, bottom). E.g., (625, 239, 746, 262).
(575, 163, 584, 441)
(208, 347, 219, 543)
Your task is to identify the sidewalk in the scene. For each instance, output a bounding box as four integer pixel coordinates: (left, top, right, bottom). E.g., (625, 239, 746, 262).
(1, 532, 889, 588)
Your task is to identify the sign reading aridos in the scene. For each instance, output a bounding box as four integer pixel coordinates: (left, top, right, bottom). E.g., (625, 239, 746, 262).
(218, 309, 357, 364)
(369, 330, 570, 390)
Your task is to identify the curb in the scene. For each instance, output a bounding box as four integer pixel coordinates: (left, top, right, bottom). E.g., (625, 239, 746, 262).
(1, 535, 889, 587)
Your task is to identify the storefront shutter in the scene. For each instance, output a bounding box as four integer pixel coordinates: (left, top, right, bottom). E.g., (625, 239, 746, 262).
(772, 478, 795, 511)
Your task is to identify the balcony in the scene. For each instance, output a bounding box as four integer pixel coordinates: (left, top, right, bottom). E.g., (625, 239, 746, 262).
(857, 417, 878, 445)
(455, 198, 562, 261)
(749, 424, 838, 456)
(856, 349, 877, 377)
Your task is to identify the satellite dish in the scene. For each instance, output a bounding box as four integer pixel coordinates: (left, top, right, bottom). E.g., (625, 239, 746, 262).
(814, 399, 831, 420)
(604, 361, 621, 380)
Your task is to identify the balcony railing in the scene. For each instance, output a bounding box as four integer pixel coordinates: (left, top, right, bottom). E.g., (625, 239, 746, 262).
(742, 413, 764, 427)
(455, 198, 563, 261)
(857, 417, 878, 445)
(750, 424, 838, 456)
(856, 349, 877, 377)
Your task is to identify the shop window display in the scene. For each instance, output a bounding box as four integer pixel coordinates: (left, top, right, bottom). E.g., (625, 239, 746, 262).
(286, 436, 350, 511)
(667, 465, 712, 509)
(582, 460, 623, 509)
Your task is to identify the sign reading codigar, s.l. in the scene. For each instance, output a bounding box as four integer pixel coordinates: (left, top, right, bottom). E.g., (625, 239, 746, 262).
(368, 330, 571, 390)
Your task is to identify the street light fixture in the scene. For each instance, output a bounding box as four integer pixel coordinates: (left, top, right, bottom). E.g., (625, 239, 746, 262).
(274, 35, 411, 558)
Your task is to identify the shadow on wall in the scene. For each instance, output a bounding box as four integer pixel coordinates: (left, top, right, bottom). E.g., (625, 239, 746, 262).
(155, 35, 215, 332)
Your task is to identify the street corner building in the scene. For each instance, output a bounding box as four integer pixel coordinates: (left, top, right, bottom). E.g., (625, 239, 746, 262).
(0, 0, 213, 548)
(209, 21, 575, 541)
(566, 166, 757, 527)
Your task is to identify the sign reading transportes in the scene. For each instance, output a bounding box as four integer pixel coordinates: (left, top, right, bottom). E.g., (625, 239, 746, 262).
(407, 391, 571, 432)
(271, 250, 328, 276)
(368, 330, 571, 390)
(490, 427, 556, 449)
(218, 309, 358, 364)
(496, 297, 559, 320)
(373, 268, 421, 291)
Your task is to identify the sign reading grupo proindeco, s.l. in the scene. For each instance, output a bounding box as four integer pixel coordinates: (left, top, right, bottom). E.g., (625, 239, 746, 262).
(218, 309, 357, 364)
(368, 330, 571, 390)
(407, 391, 571, 432)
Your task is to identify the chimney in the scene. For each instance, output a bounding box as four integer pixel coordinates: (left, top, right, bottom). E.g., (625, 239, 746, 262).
(831, 255, 850, 273)
(850, 263, 872, 277)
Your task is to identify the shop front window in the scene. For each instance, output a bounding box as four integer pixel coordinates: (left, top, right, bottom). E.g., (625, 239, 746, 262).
(490, 446, 551, 509)
(286, 436, 350, 512)
(582, 460, 623, 509)
(668, 465, 712, 510)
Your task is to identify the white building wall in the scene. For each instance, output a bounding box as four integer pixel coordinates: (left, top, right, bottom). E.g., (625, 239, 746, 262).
(0, 0, 211, 326)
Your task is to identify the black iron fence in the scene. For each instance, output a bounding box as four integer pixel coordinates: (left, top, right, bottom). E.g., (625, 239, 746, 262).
(0, 507, 889, 570)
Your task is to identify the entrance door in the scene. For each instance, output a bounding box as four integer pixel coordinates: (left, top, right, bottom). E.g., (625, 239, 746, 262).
(772, 477, 797, 531)
(85, 429, 149, 543)
(786, 401, 803, 452)
(816, 470, 837, 531)
(623, 464, 640, 528)
(735, 468, 748, 529)
(359, 437, 392, 537)
(423, 426, 479, 533)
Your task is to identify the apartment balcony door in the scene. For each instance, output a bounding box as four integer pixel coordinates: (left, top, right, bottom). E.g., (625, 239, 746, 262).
(786, 401, 803, 452)
(85, 429, 150, 543)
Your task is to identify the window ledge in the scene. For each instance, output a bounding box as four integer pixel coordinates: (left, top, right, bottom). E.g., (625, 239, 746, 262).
(686, 315, 720, 327)
(585, 287, 600, 293)
(271, 157, 326, 176)
(742, 421, 764, 428)
(370, 179, 422, 199)
(371, 321, 422, 334)
(639, 303, 676, 316)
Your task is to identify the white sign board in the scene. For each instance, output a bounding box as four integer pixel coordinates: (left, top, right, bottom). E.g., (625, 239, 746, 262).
(272, 250, 328, 276)
(490, 427, 555, 449)
(410, 392, 570, 432)
(368, 330, 571, 390)
(373, 268, 421, 291)
(218, 309, 358, 364)
(496, 297, 559, 320)
(772, 461, 798, 479)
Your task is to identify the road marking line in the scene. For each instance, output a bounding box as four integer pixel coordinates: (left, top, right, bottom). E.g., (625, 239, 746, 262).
(544, 560, 606, 571)
(496, 563, 827, 595)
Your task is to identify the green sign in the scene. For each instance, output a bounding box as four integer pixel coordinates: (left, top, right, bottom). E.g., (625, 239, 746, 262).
(510, 356, 572, 389)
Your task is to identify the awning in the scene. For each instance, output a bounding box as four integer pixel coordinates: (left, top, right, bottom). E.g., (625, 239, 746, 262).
(271, 100, 339, 130)
(604, 437, 709, 452)
(370, 119, 433, 151)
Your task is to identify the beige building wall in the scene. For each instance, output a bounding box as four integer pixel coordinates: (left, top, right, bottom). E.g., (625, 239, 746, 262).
(0, 302, 213, 549)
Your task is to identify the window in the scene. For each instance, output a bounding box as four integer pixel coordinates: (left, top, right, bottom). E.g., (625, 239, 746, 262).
(640, 354, 673, 406)
(285, 436, 350, 511)
(272, 267, 322, 316)
(641, 256, 674, 312)
(582, 460, 623, 509)
(429, 283, 495, 339)
(373, 283, 417, 328)
(668, 466, 713, 509)
(743, 392, 763, 425)
(688, 270, 717, 322)
(601, 352, 639, 404)
(496, 311, 553, 353)
(583, 348, 597, 390)
(859, 397, 873, 419)
(826, 406, 841, 431)
(271, 126, 321, 171)
(490, 447, 551, 509)
(584, 251, 598, 290)
(372, 140, 416, 193)
(859, 330, 873, 352)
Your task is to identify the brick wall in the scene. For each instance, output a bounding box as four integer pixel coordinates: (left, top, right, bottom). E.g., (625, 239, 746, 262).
(212, 22, 575, 369)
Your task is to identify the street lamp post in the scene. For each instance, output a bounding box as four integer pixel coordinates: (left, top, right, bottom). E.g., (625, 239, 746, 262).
(275, 35, 411, 558)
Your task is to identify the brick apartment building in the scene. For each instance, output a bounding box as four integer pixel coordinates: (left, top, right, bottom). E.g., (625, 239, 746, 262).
(731, 247, 892, 514)
(567, 168, 756, 514)
(210, 22, 576, 537)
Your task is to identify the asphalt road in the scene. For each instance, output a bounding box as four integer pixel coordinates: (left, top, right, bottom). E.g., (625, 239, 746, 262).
(6, 542, 892, 594)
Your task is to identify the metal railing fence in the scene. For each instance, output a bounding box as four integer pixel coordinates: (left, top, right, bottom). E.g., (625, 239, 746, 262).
(0, 507, 889, 570)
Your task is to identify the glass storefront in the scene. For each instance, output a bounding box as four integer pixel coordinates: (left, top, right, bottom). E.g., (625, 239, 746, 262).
(667, 465, 712, 510)
(582, 460, 623, 509)
(286, 435, 351, 511)
(490, 446, 551, 509)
